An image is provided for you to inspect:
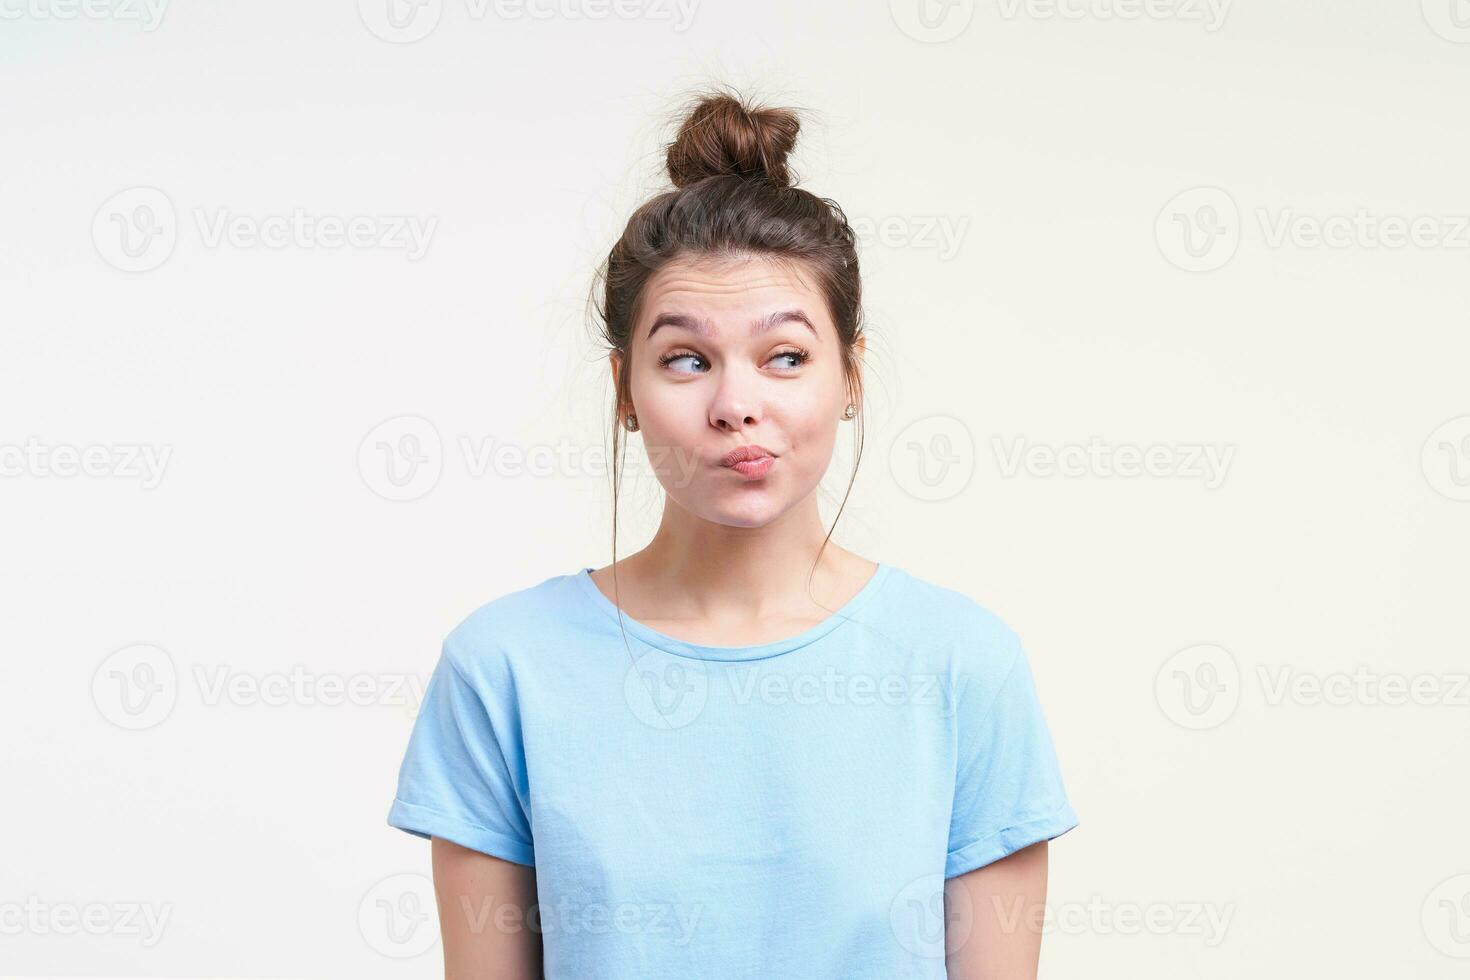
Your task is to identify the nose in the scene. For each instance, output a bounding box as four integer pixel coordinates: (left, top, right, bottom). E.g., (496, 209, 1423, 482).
(708, 370, 762, 432)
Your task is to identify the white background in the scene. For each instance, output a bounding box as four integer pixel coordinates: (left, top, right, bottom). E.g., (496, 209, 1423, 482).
(3, 0, 1469, 976)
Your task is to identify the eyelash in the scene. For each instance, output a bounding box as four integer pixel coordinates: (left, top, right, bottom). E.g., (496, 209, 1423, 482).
(658, 347, 812, 372)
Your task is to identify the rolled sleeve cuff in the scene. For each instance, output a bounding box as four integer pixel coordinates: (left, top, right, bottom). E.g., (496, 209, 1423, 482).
(944, 801, 1079, 879)
(388, 797, 535, 868)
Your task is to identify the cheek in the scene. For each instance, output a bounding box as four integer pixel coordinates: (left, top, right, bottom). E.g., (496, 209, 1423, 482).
(786, 382, 843, 430)
(778, 397, 842, 459)
(638, 388, 704, 437)
(631, 369, 694, 419)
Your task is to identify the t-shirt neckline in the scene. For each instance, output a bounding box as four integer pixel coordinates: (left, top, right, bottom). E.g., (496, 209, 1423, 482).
(572, 562, 895, 662)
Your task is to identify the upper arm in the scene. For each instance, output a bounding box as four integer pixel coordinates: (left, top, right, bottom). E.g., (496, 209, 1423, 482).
(432, 836, 542, 980)
(946, 622, 1077, 878)
(386, 639, 542, 976)
(942, 618, 1076, 975)
(944, 839, 1049, 980)
(388, 644, 536, 864)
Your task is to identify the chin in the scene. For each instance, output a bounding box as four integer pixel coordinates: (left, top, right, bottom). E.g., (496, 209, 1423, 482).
(695, 498, 787, 529)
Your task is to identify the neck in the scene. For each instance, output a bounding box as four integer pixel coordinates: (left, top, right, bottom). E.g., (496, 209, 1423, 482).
(620, 493, 854, 618)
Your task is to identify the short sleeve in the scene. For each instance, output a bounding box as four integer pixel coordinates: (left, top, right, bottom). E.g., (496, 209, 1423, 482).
(946, 628, 1078, 879)
(386, 643, 535, 867)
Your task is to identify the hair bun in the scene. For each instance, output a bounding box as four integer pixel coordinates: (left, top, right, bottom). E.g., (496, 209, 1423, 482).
(665, 88, 800, 190)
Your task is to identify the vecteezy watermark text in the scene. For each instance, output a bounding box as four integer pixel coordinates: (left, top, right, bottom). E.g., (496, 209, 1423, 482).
(890, 0, 1229, 44)
(1155, 644, 1470, 730)
(623, 658, 948, 730)
(193, 207, 436, 259)
(1157, 186, 1470, 272)
(0, 0, 169, 29)
(92, 643, 430, 730)
(989, 895, 1235, 946)
(357, 415, 709, 502)
(994, 0, 1230, 30)
(0, 438, 171, 489)
(849, 214, 972, 261)
(93, 186, 437, 272)
(0, 897, 172, 946)
(459, 893, 704, 944)
(992, 436, 1235, 489)
(357, 0, 700, 43)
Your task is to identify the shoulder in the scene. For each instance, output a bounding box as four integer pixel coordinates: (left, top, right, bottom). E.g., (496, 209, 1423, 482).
(883, 565, 1025, 683)
(439, 571, 578, 682)
(883, 565, 1020, 647)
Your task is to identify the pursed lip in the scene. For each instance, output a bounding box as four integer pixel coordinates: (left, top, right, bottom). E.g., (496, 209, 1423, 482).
(719, 444, 776, 467)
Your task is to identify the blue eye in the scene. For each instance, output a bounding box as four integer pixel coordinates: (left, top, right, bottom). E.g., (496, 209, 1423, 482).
(770, 347, 811, 371)
(657, 347, 811, 374)
(658, 351, 707, 374)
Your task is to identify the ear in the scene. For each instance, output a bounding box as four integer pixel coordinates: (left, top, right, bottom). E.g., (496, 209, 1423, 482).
(609, 350, 625, 412)
(848, 334, 867, 399)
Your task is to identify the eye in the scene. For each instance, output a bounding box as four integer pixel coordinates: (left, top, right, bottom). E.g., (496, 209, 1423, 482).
(769, 347, 812, 371)
(657, 350, 707, 374)
(657, 347, 812, 375)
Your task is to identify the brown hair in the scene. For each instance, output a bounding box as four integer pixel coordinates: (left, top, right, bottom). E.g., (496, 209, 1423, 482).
(590, 84, 868, 649)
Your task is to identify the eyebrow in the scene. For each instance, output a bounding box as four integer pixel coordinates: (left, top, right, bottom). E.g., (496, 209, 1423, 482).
(646, 309, 819, 341)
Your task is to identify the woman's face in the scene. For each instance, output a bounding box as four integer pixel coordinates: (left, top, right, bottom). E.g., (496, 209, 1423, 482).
(615, 252, 861, 529)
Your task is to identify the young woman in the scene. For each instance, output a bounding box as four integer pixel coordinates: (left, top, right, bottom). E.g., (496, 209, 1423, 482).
(387, 86, 1078, 979)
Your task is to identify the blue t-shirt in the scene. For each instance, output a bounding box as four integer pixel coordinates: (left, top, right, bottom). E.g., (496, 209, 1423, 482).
(387, 562, 1078, 978)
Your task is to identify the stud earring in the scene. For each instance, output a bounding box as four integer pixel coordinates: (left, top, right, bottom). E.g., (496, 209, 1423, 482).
(842, 403, 857, 420)
(624, 413, 639, 432)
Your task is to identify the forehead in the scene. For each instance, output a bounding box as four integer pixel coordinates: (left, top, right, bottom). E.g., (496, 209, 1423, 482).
(637, 253, 829, 336)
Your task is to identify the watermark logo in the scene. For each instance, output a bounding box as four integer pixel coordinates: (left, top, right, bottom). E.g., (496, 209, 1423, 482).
(1421, 415, 1470, 502)
(1422, 0, 1470, 42)
(1156, 186, 1240, 272)
(92, 186, 177, 273)
(358, 415, 444, 502)
(359, 0, 444, 42)
(1423, 873, 1470, 958)
(92, 643, 178, 731)
(359, 872, 437, 958)
(1155, 643, 1239, 730)
(890, 0, 976, 43)
(891, 872, 970, 958)
(622, 652, 710, 730)
(889, 415, 976, 502)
